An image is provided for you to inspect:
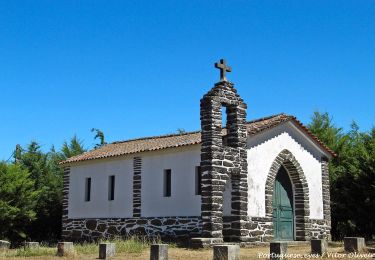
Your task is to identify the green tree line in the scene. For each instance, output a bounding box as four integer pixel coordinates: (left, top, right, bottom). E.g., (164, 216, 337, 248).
(0, 137, 86, 243)
(0, 131, 106, 244)
(0, 114, 374, 243)
(308, 112, 375, 240)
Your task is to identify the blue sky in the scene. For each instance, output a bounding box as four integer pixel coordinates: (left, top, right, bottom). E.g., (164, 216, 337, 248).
(0, 1, 374, 160)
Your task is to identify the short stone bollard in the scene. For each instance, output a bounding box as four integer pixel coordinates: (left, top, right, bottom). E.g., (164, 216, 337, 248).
(213, 244, 240, 260)
(57, 242, 74, 256)
(150, 244, 168, 260)
(344, 237, 366, 252)
(99, 243, 116, 259)
(24, 242, 40, 250)
(0, 240, 10, 249)
(270, 242, 288, 260)
(311, 239, 327, 256)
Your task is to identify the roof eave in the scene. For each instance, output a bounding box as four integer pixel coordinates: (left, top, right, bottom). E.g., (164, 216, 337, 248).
(288, 118, 336, 158)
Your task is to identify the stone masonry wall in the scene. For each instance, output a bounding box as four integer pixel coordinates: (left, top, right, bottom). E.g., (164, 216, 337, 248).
(133, 157, 142, 217)
(61, 167, 70, 233)
(243, 217, 330, 242)
(246, 217, 274, 242)
(200, 81, 249, 242)
(62, 217, 201, 241)
(62, 216, 330, 242)
(309, 219, 331, 240)
(320, 157, 332, 240)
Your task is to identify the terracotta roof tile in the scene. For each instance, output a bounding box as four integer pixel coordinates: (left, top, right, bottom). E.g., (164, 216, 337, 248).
(61, 113, 335, 165)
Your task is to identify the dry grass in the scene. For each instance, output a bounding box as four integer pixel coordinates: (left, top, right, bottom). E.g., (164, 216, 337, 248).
(1, 243, 374, 260)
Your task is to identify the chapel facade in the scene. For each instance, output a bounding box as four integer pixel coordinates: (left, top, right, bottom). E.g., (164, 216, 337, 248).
(61, 60, 333, 245)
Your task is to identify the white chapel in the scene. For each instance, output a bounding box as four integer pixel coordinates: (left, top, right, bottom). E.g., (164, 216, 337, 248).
(61, 60, 333, 245)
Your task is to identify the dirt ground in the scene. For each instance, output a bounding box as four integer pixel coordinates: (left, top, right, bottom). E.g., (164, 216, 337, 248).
(1, 244, 375, 260)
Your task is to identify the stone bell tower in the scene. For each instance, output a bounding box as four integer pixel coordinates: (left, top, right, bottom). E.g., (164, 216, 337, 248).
(193, 59, 249, 246)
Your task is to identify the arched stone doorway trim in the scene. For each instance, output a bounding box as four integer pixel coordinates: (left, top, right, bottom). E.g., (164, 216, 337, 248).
(265, 149, 310, 241)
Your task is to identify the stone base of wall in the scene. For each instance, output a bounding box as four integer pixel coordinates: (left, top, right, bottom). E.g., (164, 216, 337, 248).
(222, 216, 273, 242)
(309, 219, 331, 241)
(62, 216, 330, 242)
(62, 217, 202, 242)
(244, 217, 331, 242)
(247, 217, 274, 242)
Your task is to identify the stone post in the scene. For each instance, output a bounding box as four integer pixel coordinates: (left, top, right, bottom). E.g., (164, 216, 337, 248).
(99, 243, 116, 259)
(150, 244, 168, 260)
(0, 240, 10, 249)
(344, 237, 366, 252)
(311, 239, 327, 256)
(57, 242, 74, 256)
(24, 242, 40, 249)
(270, 242, 287, 260)
(213, 244, 240, 260)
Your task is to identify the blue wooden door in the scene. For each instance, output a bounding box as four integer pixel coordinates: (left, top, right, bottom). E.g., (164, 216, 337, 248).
(273, 166, 294, 240)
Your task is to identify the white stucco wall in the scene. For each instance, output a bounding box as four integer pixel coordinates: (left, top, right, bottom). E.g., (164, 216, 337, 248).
(247, 121, 326, 219)
(68, 157, 133, 218)
(141, 146, 202, 217)
(68, 145, 230, 218)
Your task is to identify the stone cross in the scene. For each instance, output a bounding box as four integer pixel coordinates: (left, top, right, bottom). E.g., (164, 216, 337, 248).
(215, 59, 232, 82)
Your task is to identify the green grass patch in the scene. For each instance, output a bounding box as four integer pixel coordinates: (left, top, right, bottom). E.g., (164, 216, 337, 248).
(74, 241, 98, 254)
(0, 236, 174, 258)
(74, 236, 165, 255)
(104, 236, 163, 254)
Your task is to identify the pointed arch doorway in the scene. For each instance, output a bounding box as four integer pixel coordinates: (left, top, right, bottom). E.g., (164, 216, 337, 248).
(265, 149, 310, 241)
(273, 166, 294, 240)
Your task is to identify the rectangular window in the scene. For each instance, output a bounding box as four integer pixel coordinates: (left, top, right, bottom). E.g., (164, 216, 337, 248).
(195, 166, 202, 195)
(164, 169, 171, 197)
(108, 175, 115, 201)
(85, 177, 91, 202)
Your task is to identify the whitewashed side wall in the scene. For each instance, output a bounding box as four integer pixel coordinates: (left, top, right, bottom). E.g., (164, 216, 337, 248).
(68, 157, 133, 219)
(247, 121, 325, 219)
(141, 146, 202, 217)
(68, 121, 327, 219)
(68, 145, 231, 218)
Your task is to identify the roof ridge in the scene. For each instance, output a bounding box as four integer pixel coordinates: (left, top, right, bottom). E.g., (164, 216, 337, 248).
(112, 130, 201, 145)
(111, 113, 287, 145)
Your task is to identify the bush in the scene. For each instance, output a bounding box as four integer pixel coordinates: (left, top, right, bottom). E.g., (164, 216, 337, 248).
(0, 163, 39, 242)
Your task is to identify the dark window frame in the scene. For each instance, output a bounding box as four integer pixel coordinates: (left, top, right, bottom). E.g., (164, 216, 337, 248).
(164, 169, 171, 197)
(108, 175, 115, 201)
(85, 177, 91, 202)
